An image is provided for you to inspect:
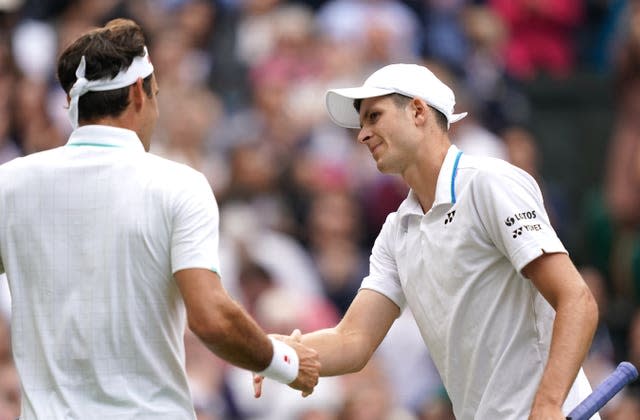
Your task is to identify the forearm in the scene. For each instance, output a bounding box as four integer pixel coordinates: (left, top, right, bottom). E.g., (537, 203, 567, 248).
(533, 285, 598, 408)
(194, 298, 272, 372)
(177, 268, 318, 394)
(295, 289, 398, 376)
(301, 327, 373, 377)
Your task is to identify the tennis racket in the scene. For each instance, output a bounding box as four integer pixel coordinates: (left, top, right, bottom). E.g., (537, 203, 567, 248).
(566, 361, 638, 420)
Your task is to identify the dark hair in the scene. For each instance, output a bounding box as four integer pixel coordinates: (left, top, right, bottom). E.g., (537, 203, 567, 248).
(56, 18, 153, 123)
(353, 93, 449, 132)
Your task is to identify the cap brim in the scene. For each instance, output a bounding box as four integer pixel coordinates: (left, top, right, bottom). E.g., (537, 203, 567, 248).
(325, 86, 394, 129)
(448, 112, 468, 124)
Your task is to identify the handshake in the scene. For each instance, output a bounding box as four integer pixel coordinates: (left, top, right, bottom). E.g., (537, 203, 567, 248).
(253, 329, 321, 398)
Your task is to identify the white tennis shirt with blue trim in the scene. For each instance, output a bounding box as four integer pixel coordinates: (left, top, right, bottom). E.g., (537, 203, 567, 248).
(0, 125, 221, 419)
(361, 145, 598, 419)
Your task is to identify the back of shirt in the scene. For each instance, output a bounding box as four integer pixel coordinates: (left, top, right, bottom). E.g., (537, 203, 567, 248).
(0, 126, 220, 419)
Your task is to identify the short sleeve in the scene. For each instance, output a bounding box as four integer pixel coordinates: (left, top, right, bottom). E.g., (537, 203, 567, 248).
(171, 172, 221, 275)
(471, 167, 566, 273)
(360, 213, 406, 310)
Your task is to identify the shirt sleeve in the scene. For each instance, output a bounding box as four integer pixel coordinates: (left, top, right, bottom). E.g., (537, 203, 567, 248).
(170, 172, 221, 275)
(471, 166, 566, 273)
(360, 213, 406, 310)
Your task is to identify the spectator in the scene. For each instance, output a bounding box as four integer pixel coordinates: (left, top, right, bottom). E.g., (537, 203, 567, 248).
(582, 0, 640, 323)
(306, 190, 368, 315)
(461, 4, 530, 132)
(315, 0, 421, 65)
(489, 0, 584, 80)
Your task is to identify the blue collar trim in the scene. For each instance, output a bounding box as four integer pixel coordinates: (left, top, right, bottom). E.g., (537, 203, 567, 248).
(67, 142, 120, 148)
(450, 150, 463, 204)
(65, 125, 145, 152)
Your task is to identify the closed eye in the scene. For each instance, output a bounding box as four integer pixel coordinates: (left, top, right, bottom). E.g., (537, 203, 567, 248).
(359, 107, 381, 128)
(367, 111, 380, 124)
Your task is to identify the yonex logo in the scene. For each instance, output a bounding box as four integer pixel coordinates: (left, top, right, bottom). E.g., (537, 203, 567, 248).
(284, 355, 290, 364)
(512, 224, 543, 239)
(444, 210, 456, 225)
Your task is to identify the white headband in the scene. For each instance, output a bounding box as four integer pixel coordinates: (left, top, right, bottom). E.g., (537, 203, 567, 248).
(68, 46, 154, 129)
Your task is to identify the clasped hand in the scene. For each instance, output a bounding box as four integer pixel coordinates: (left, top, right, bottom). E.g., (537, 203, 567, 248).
(254, 329, 320, 398)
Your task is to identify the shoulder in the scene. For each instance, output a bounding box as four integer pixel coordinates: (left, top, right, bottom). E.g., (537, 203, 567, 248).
(128, 154, 215, 210)
(0, 148, 60, 179)
(460, 154, 539, 194)
(144, 152, 199, 175)
(382, 210, 400, 228)
(1, 148, 58, 167)
(143, 153, 210, 189)
(377, 209, 404, 243)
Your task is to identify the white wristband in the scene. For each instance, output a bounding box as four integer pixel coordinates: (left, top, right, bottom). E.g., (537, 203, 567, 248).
(256, 337, 299, 384)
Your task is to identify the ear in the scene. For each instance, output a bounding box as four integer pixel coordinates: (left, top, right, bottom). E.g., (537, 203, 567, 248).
(411, 98, 428, 126)
(130, 78, 145, 112)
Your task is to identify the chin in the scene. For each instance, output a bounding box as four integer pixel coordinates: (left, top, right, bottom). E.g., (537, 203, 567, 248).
(376, 160, 403, 175)
(376, 161, 392, 174)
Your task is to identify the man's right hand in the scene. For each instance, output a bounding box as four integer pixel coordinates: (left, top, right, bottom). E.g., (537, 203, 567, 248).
(254, 329, 320, 398)
(286, 329, 320, 396)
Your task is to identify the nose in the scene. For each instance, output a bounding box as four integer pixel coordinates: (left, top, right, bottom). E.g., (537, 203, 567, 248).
(357, 127, 371, 144)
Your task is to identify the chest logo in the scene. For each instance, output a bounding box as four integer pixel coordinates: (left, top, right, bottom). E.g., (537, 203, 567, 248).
(444, 210, 456, 225)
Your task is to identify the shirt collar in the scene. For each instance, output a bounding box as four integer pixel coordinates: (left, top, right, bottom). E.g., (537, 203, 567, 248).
(66, 125, 145, 152)
(433, 144, 463, 206)
(397, 145, 463, 219)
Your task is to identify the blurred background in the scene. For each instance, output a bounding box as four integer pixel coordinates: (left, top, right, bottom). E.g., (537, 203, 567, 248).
(1, 0, 640, 419)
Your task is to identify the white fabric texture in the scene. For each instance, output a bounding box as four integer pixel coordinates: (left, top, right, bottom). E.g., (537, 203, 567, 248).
(0, 125, 220, 419)
(360, 145, 598, 419)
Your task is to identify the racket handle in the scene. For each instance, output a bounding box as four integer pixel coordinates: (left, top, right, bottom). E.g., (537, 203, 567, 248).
(566, 361, 638, 420)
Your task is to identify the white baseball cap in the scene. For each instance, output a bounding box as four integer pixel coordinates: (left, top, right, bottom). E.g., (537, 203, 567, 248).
(325, 63, 467, 129)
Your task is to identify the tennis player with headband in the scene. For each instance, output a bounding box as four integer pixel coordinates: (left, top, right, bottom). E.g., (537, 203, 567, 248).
(0, 18, 319, 419)
(255, 63, 600, 419)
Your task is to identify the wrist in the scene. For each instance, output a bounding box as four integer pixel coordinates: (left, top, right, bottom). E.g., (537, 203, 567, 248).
(532, 389, 563, 409)
(256, 337, 299, 384)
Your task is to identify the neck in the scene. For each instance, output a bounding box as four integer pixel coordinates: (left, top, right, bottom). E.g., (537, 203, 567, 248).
(402, 134, 451, 213)
(80, 114, 148, 151)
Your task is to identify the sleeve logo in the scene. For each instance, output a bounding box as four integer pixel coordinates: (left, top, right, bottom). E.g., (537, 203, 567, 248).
(505, 210, 541, 239)
(504, 210, 536, 226)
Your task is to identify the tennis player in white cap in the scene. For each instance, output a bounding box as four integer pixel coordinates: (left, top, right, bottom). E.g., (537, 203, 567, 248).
(255, 63, 600, 419)
(0, 18, 319, 419)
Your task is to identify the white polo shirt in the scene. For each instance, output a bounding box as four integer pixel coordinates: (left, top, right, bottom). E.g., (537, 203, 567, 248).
(0, 125, 221, 419)
(362, 145, 597, 419)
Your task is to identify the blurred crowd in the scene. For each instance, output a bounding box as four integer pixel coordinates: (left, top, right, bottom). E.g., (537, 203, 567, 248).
(1, 0, 640, 419)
